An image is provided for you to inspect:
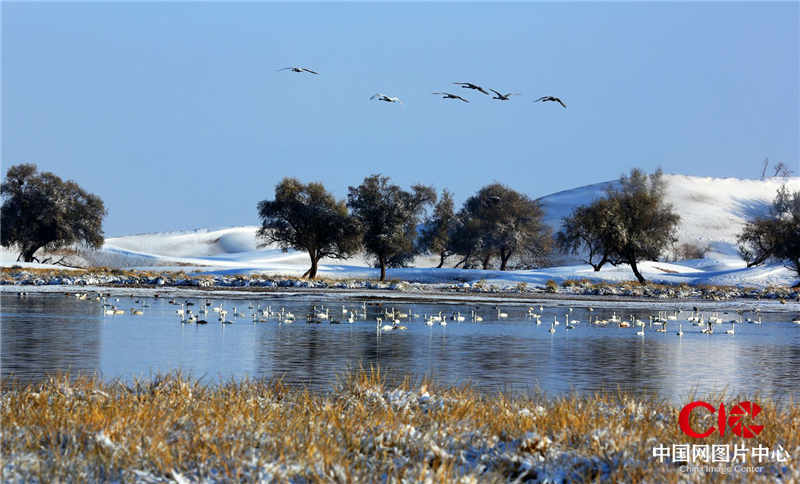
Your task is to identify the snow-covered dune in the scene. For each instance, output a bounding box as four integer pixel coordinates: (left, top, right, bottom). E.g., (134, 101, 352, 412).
(538, 174, 799, 256)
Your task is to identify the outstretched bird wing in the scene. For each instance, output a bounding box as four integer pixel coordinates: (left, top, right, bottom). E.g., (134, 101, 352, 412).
(301, 68, 319, 74)
(534, 96, 548, 103)
(556, 98, 566, 108)
(454, 95, 470, 103)
(277, 67, 293, 72)
(489, 88, 503, 97)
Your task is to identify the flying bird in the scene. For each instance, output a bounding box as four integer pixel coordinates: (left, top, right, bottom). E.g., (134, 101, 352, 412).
(453, 82, 489, 95)
(432, 92, 470, 103)
(277, 66, 319, 75)
(534, 96, 567, 108)
(370, 93, 401, 103)
(489, 89, 521, 101)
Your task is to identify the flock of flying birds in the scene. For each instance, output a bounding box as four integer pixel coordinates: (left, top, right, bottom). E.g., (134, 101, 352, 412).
(278, 66, 567, 108)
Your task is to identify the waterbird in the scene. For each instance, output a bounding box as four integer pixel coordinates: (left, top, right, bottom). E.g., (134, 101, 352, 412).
(676, 324, 683, 336)
(278, 66, 318, 74)
(432, 92, 469, 103)
(534, 96, 566, 108)
(453, 82, 489, 95)
(489, 89, 520, 101)
(370, 93, 401, 103)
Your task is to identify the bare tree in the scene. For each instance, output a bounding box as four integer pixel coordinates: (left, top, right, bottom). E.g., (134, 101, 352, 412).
(772, 162, 794, 178)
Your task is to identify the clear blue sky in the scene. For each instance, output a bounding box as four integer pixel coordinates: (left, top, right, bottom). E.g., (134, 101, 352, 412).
(2, 2, 797, 236)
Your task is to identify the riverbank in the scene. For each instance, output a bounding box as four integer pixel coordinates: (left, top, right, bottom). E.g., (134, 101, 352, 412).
(2, 370, 797, 483)
(2, 268, 799, 307)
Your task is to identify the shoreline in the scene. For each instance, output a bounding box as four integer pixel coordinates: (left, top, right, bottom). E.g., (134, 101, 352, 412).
(4, 283, 800, 312)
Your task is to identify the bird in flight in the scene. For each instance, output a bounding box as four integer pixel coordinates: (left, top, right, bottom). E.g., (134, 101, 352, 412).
(370, 93, 401, 103)
(489, 89, 521, 101)
(432, 92, 470, 103)
(453, 82, 489, 96)
(534, 96, 567, 108)
(277, 66, 319, 75)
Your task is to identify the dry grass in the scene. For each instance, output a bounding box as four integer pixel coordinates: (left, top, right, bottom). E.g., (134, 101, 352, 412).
(2, 370, 798, 483)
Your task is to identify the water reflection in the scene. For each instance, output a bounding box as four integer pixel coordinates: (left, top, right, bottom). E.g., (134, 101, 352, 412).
(2, 293, 799, 403)
(1, 295, 101, 380)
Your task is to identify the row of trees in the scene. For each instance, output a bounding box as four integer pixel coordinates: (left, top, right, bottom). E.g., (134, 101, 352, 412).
(3, 163, 796, 285)
(257, 175, 552, 280)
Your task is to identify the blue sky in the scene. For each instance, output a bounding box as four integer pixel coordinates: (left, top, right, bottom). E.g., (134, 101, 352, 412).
(2, 2, 797, 236)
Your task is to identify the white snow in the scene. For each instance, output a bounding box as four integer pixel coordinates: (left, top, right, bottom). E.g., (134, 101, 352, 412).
(3, 175, 799, 288)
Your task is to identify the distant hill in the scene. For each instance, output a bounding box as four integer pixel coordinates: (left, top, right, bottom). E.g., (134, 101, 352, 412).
(537, 174, 800, 256)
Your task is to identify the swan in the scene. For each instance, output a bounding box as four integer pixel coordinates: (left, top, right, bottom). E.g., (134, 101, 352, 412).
(636, 326, 645, 336)
(497, 308, 508, 319)
(725, 322, 735, 335)
(676, 324, 683, 336)
(534, 96, 566, 108)
(489, 89, 520, 101)
(453, 82, 489, 95)
(278, 66, 318, 74)
(370, 93, 401, 103)
(432, 92, 469, 103)
(548, 322, 556, 334)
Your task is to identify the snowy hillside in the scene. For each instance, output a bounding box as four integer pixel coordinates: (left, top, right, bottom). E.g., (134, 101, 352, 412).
(2, 175, 798, 288)
(537, 174, 799, 256)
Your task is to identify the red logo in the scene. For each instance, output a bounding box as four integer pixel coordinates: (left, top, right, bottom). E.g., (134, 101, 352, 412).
(678, 401, 764, 438)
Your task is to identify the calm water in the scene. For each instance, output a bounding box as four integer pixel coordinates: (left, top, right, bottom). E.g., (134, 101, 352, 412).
(2, 292, 800, 402)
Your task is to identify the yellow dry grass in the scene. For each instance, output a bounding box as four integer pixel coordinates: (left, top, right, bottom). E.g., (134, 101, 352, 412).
(2, 369, 798, 482)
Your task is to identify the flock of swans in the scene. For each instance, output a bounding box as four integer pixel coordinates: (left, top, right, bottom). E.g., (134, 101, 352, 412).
(56, 291, 800, 335)
(279, 66, 566, 107)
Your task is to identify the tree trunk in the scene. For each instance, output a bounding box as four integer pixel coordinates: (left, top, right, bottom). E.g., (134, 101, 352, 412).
(481, 253, 492, 270)
(629, 258, 646, 284)
(379, 255, 386, 281)
(591, 254, 609, 272)
(499, 249, 512, 271)
(308, 257, 319, 279)
(22, 245, 40, 263)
